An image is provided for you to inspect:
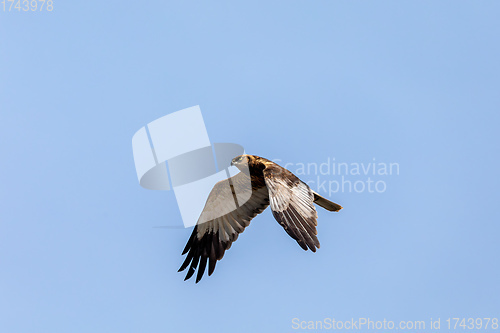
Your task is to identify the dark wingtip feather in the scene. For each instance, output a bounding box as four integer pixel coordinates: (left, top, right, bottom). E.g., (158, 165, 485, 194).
(184, 266, 195, 280)
(182, 227, 197, 255)
(184, 258, 198, 280)
(208, 259, 216, 276)
(208, 235, 217, 276)
(178, 251, 193, 272)
(196, 256, 207, 283)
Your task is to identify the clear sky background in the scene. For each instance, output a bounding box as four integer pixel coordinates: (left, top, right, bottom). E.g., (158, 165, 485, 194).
(1, 1, 499, 332)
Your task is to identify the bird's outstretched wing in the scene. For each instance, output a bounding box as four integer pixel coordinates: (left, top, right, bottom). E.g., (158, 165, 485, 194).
(263, 164, 320, 252)
(178, 172, 269, 283)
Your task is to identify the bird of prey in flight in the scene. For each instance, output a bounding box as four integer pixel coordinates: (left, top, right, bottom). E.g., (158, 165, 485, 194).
(178, 155, 342, 283)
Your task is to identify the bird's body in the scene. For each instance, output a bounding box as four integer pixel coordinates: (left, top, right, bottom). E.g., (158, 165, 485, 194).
(179, 155, 342, 282)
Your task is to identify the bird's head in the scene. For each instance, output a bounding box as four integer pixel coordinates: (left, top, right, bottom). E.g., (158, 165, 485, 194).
(230, 154, 252, 171)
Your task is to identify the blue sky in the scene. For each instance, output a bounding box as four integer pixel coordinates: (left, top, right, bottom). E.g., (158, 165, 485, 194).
(1, 1, 499, 332)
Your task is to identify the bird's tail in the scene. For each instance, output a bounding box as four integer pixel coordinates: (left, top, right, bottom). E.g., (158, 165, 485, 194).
(313, 192, 343, 212)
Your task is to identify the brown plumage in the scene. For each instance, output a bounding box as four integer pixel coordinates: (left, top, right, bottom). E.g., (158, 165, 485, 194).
(178, 154, 343, 283)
